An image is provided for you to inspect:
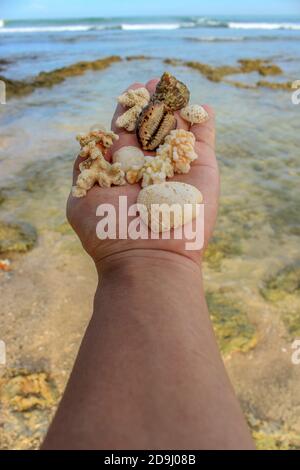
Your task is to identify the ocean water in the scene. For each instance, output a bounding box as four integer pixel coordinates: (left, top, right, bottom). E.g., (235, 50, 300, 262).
(0, 15, 298, 186)
(0, 16, 300, 448)
(0, 15, 300, 79)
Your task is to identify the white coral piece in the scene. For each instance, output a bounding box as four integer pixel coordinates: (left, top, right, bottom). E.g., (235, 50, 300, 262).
(72, 130, 125, 198)
(157, 129, 198, 175)
(116, 87, 150, 132)
(116, 105, 142, 132)
(138, 155, 174, 188)
(76, 129, 118, 159)
(118, 88, 150, 108)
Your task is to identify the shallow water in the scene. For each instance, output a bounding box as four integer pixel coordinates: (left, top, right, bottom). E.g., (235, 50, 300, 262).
(0, 18, 300, 449)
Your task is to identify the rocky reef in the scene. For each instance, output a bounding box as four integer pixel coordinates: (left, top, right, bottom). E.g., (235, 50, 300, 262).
(0, 56, 293, 101)
(0, 369, 58, 450)
(164, 57, 292, 91)
(0, 55, 121, 99)
(260, 262, 300, 302)
(0, 220, 37, 254)
(206, 291, 257, 356)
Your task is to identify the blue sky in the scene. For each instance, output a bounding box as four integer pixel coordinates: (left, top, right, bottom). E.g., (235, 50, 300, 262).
(1, 0, 299, 20)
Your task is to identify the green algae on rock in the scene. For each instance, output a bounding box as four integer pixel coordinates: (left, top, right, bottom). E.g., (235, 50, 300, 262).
(1, 55, 121, 99)
(253, 431, 300, 450)
(0, 369, 58, 412)
(204, 232, 243, 270)
(257, 80, 293, 90)
(206, 291, 257, 356)
(222, 79, 257, 90)
(0, 369, 59, 450)
(260, 262, 300, 302)
(165, 56, 291, 91)
(0, 190, 5, 205)
(0, 220, 37, 254)
(282, 310, 300, 337)
(184, 60, 240, 82)
(238, 59, 282, 76)
(126, 55, 153, 61)
(246, 413, 300, 450)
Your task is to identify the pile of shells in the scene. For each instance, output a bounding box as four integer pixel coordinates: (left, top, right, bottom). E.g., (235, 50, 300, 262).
(72, 72, 210, 231)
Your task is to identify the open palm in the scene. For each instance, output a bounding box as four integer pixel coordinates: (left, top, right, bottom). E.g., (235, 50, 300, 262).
(67, 78, 219, 266)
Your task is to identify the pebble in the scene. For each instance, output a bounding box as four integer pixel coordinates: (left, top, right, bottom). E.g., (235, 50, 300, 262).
(137, 182, 203, 232)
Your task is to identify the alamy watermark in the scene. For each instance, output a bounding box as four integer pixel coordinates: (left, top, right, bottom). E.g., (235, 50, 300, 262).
(291, 339, 300, 365)
(291, 80, 300, 105)
(0, 80, 6, 105)
(0, 340, 6, 365)
(95, 196, 205, 251)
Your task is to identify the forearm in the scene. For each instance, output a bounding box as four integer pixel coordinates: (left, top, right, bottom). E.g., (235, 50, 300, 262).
(42, 250, 254, 450)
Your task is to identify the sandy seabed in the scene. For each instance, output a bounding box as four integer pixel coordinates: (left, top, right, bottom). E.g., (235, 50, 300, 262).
(0, 57, 300, 449)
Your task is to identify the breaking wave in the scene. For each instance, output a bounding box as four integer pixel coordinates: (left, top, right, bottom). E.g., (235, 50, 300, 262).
(0, 18, 300, 34)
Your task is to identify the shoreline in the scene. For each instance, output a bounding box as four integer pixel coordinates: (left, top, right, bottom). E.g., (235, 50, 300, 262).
(0, 55, 294, 100)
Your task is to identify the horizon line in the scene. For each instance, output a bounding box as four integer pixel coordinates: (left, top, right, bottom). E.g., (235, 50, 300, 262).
(2, 13, 300, 21)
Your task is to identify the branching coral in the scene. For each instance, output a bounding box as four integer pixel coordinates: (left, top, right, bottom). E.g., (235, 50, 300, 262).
(138, 155, 174, 188)
(157, 129, 198, 174)
(116, 87, 150, 132)
(124, 130, 198, 187)
(77, 129, 118, 159)
(72, 130, 126, 197)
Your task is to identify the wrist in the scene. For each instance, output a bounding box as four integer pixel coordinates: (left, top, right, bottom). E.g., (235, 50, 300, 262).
(96, 248, 202, 280)
(93, 249, 206, 329)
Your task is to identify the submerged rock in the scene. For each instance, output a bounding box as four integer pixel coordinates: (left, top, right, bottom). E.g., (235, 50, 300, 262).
(0, 369, 59, 450)
(0, 369, 58, 412)
(206, 291, 257, 356)
(246, 413, 300, 450)
(260, 261, 300, 302)
(0, 220, 37, 254)
(238, 59, 282, 76)
(282, 310, 300, 337)
(257, 80, 293, 90)
(184, 60, 240, 82)
(0, 190, 5, 205)
(1, 55, 121, 99)
(204, 232, 243, 269)
(126, 55, 152, 61)
(167, 56, 289, 91)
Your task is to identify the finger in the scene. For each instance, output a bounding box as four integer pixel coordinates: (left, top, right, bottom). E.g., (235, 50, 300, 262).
(145, 78, 159, 95)
(175, 111, 189, 131)
(111, 82, 144, 134)
(190, 105, 215, 151)
(72, 153, 82, 186)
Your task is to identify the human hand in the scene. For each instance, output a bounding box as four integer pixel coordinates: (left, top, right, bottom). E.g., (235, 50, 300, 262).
(67, 79, 219, 268)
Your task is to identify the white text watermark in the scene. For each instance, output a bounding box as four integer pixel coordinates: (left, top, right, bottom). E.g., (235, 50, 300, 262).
(0, 80, 6, 105)
(291, 80, 300, 105)
(95, 196, 204, 251)
(291, 339, 300, 365)
(0, 340, 6, 365)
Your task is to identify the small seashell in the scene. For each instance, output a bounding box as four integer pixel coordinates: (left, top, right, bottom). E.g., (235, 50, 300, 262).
(137, 101, 177, 151)
(112, 146, 145, 172)
(137, 182, 203, 232)
(152, 72, 190, 111)
(180, 105, 209, 125)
